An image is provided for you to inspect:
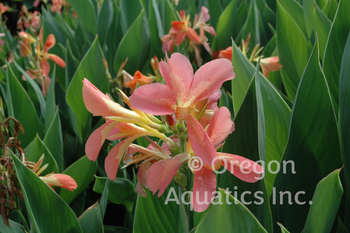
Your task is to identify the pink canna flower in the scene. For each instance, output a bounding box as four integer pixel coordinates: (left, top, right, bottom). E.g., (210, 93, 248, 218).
(193, 6, 216, 37)
(40, 173, 78, 191)
(129, 53, 234, 120)
(260, 56, 283, 78)
(218, 44, 282, 78)
(83, 79, 169, 181)
(123, 70, 154, 92)
(147, 107, 263, 212)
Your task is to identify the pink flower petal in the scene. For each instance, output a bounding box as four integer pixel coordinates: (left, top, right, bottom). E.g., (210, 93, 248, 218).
(83, 78, 136, 118)
(85, 120, 118, 161)
(187, 114, 217, 166)
(219, 153, 263, 183)
(188, 58, 235, 104)
(192, 167, 216, 212)
(148, 153, 189, 197)
(136, 161, 152, 198)
(206, 107, 233, 146)
(160, 53, 194, 104)
(105, 135, 141, 180)
(129, 83, 176, 115)
(48, 54, 66, 68)
(186, 27, 201, 43)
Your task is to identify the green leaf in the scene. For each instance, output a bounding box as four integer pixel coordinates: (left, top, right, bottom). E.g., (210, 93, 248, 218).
(6, 66, 44, 148)
(93, 177, 136, 213)
(148, 0, 165, 59)
(24, 134, 59, 175)
(277, 0, 312, 101)
(114, 10, 151, 74)
(159, 0, 177, 34)
(133, 182, 183, 233)
(0, 219, 25, 233)
(44, 66, 57, 131)
(279, 0, 308, 38)
(43, 108, 64, 172)
(66, 36, 108, 141)
(303, 0, 331, 61)
(230, 41, 291, 194)
(65, 0, 97, 34)
(60, 156, 97, 204)
(339, 32, 350, 224)
(222, 75, 273, 232)
(97, 0, 114, 47)
(118, 0, 143, 36)
(322, 0, 350, 112)
(272, 43, 342, 233)
(302, 169, 343, 233)
(14, 62, 46, 120)
(11, 152, 83, 233)
(78, 202, 104, 233)
(195, 189, 267, 232)
(212, 0, 238, 51)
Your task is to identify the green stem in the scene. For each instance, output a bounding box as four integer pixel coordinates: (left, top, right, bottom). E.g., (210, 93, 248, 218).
(178, 186, 189, 233)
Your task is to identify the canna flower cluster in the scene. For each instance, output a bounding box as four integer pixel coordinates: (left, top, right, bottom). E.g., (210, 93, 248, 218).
(218, 34, 283, 78)
(19, 29, 66, 96)
(17, 5, 41, 32)
(161, 7, 216, 66)
(83, 53, 263, 212)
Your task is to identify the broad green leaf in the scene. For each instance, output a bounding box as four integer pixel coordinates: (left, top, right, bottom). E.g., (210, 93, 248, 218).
(93, 177, 136, 213)
(65, 41, 79, 91)
(237, 0, 266, 46)
(6, 66, 44, 148)
(148, 0, 165, 59)
(114, 10, 151, 74)
(339, 32, 350, 223)
(277, 0, 312, 101)
(24, 134, 59, 175)
(303, 0, 331, 61)
(66, 0, 97, 34)
(99, 179, 110, 220)
(44, 66, 57, 131)
(159, 0, 177, 35)
(222, 76, 273, 232)
(133, 182, 183, 233)
(43, 109, 64, 172)
(97, 0, 114, 47)
(11, 152, 83, 233)
(14, 62, 46, 119)
(230, 41, 291, 190)
(195, 189, 267, 233)
(302, 169, 343, 233)
(66, 36, 108, 141)
(118, 0, 143, 36)
(279, 0, 308, 38)
(206, 0, 223, 30)
(321, 0, 338, 21)
(78, 202, 104, 233)
(61, 156, 97, 204)
(322, 0, 350, 112)
(272, 43, 342, 233)
(212, 0, 238, 51)
(0, 219, 25, 233)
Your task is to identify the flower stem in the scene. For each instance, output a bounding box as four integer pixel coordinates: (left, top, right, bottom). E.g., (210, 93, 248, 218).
(178, 186, 189, 233)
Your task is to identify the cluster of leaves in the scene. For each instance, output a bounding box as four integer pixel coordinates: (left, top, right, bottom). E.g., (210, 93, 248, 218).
(0, 0, 349, 232)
